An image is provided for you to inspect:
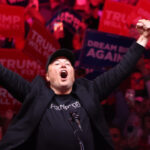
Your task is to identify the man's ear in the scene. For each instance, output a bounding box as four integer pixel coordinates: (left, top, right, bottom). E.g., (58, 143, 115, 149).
(45, 73, 50, 82)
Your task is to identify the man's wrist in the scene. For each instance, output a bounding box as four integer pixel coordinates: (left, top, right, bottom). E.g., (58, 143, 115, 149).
(136, 35, 149, 47)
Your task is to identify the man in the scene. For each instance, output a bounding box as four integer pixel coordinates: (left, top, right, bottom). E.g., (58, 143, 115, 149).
(0, 19, 150, 150)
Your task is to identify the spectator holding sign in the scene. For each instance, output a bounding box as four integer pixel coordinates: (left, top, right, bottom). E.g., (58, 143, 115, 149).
(0, 19, 150, 150)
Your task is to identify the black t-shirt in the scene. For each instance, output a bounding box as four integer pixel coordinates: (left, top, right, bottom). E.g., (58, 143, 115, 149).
(35, 94, 95, 150)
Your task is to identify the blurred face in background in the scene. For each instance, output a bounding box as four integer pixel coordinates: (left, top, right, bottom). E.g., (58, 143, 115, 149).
(89, 2, 99, 19)
(109, 128, 121, 144)
(130, 72, 144, 90)
(134, 101, 144, 117)
(72, 33, 82, 50)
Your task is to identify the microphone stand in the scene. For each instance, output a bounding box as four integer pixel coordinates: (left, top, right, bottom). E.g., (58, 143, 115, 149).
(69, 112, 85, 150)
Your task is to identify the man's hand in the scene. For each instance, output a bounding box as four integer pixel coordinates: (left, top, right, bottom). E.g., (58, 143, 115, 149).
(136, 19, 150, 39)
(136, 19, 150, 47)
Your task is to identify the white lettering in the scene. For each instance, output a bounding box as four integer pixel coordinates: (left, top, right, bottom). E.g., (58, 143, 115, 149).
(96, 50, 104, 59)
(0, 58, 45, 76)
(87, 48, 96, 58)
(87, 40, 117, 51)
(86, 49, 123, 62)
(106, 10, 127, 23)
(50, 101, 81, 111)
(0, 14, 21, 27)
(13, 16, 20, 24)
(104, 52, 113, 61)
(30, 30, 57, 56)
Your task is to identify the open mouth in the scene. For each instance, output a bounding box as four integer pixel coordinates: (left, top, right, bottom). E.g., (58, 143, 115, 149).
(60, 70, 68, 78)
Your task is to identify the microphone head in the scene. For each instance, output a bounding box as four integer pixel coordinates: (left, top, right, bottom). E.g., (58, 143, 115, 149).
(70, 112, 79, 120)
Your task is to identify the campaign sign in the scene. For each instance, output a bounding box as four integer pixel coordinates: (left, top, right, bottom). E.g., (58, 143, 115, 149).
(0, 5, 24, 38)
(127, 0, 150, 26)
(126, 0, 150, 47)
(46, 7, 82, 33)
(80, 29, 135, 70)
(99, 0, 134, 37)
(0, 49, 45, 80)
(23, 21, 60, 67)
(0, 86, 21, 115)
(0, 48, 45, 114)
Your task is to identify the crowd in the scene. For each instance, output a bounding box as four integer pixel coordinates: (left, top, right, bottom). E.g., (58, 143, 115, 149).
(1, 0, 150, 150)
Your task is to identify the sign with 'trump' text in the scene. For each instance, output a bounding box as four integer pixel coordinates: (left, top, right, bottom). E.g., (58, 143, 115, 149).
(0, 5, 24, 38)
(99, 0, 133, 37)
(80, 29, 135, 70)
(127, 0, 150, 26)
(126, 0, 150, 47)
(0, 48, 45, 114)
(23, 21, 60, 67)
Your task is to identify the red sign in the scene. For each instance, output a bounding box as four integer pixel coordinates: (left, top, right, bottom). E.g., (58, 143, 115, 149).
(0, 87, 21, 116)
(0, 49, 45, 80)
(0, 5, 24, 38)
(127, 0, 150, 25)
(0, 48, 45, 115)
(99, 0, 134, 37)
(23, 21, 60, 67)
(126, 0, 150, 43)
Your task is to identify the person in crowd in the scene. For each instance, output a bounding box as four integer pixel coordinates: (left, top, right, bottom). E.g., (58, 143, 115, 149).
(0, 19, 150, 150)
(85, 1, 100, 30)
(136, 57, 150, 98)
(72, 31, 83, 51)
(1, 109, 15, 136)
(138, 112, 150, 150)
(0, 109, 15, 136)
(110, 89, 130, 131)
(123, 101, 143, 150)
(109, 127, 123, 150)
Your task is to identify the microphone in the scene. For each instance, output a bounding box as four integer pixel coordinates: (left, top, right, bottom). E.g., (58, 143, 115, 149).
(70, 112, 83, 132)
(69, 112, 85, 150)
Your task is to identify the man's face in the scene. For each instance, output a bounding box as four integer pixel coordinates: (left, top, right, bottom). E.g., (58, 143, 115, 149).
(46, 57, 75, 94)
